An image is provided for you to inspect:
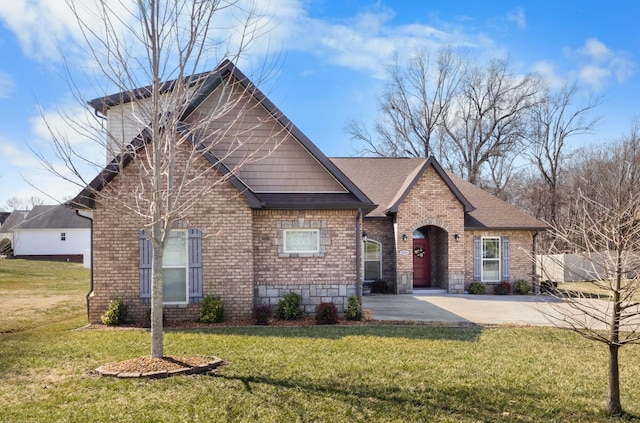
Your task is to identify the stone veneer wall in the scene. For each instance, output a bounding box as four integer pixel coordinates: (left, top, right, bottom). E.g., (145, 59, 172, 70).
(464, 229, 536, 293)
(252, 209, 358, 313)
(88, 147, 255, 324)
(395, 166, 466, 294)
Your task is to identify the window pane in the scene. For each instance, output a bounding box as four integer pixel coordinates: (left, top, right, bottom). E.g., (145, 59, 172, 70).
(285, 230, 319, 252)
(163, 268, 187, 302)
(364, 241, 381, 260)
(483, 260, 500, 281)
(483, 238, 500, 259)
(163, 231, 187, 267)
(364, 261, 381, 281)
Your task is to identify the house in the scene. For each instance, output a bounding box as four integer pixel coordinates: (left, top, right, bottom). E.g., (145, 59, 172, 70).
(10, 205, 91, 263)
(72, 60, 545, 324)
(331, 157, 547, 294)
(0, 210, 29, 244)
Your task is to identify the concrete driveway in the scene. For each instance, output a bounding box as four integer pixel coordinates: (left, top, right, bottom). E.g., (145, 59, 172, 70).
(361, 292, 604, 327)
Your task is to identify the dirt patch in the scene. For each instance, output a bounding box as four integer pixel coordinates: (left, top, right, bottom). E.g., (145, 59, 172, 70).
(0, 295, 73, 311)
(96, 355, 223, 378)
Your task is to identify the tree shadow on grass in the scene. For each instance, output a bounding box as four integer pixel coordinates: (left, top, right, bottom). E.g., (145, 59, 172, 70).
(215, 372, 610, 422)
(173, 324, 484, 342)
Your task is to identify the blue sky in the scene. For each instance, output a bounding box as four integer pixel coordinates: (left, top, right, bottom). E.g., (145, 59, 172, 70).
(0, 0, 638, 210)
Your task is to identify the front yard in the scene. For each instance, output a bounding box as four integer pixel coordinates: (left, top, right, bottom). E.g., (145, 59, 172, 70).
(1, 259, 640, 421)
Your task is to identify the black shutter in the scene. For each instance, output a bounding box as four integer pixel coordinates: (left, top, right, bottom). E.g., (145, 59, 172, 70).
(188, 228, 203, 303)
(139, 230, 152, 304)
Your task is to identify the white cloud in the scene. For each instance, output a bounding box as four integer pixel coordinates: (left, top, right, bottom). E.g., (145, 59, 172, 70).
(507, 8, 526, 30)
(569, 38, 635, 90)
(532, 61, 563, 89)
(0, 73, 14, 98)
(579, 38, 611, 63)
(0, 139, 40, 169)
(578, 65, 611, 91)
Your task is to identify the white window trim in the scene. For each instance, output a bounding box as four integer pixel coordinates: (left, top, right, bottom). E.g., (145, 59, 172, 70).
(162, 229, 188, 305)
(283, 228, 320, 254)
(363, 239, 382, 281)
(481, 236, 501, 283)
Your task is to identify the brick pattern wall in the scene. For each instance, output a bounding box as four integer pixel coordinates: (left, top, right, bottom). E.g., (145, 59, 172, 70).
(88, 146, 255, 324)
(395, 166, 466, 293)
(253, 209, 358, 313)
(464, 229, 536, 293)
(362, 218, 396, 286)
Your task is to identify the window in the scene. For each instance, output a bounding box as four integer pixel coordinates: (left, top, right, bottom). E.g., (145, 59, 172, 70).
(283, 229, 320, 254)
(482, 237, 500, 282)
(162, 230, 188, 303)
(364, 240, 382, 281)
(139, 228, 202, 305)
(61, 232, 66, 241)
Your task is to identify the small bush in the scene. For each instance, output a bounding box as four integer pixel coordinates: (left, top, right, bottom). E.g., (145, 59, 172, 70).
(344, 295, 362, 321)
(275, 292, 303, 320)
(316, 302, 339, 325)
(199, 295, 225, 323)
(468, 282, 485, 295)
(371, 280, 390, 294)
(252, 304, 272, 325)
(0, 238, 13, 257)
(514, 280, 531, 295)
(101, 296, 128, 326)
(494, 281, 511, 295)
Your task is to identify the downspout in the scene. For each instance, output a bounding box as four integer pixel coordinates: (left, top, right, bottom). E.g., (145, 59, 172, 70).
(532, 230, 539, 294)
(76, 210, 94, 323)
(356, 209, 362, 300)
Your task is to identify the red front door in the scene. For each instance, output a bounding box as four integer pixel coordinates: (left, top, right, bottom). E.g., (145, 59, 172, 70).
(413, 237, 431, 287)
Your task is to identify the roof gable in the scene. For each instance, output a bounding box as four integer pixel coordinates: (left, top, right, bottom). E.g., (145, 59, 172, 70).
(74, 61, 373, 211)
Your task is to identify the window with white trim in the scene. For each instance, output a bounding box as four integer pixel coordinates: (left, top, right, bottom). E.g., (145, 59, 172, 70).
(162, 230, 188, 303)
(283, 229, 320, 254)
(482, 237, 501, 282)
(364, 240, 382, 281)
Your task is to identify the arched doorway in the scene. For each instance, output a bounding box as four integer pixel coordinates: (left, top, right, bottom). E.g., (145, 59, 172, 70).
(412, 228, 431, 287)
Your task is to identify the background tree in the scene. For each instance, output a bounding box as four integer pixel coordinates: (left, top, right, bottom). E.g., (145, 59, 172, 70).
(347, 47, 465, 159)
(37, 0, 278, 358)
(3, 196, 44, 211)
(539, 126, 640, 416)
(440, 58, 542, 186)
(525, 81, 601, 230)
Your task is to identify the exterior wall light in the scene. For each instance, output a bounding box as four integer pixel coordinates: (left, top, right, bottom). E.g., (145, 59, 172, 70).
(402, 234, 407, 242)
(362, 231, 368, 242)
(454, 234, 460, 242)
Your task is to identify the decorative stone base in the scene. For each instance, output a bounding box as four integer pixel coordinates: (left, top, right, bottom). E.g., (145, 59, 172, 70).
(396, 272, 412, 294)
(254, 284, 357, 314)
(448, 272, 465, 294)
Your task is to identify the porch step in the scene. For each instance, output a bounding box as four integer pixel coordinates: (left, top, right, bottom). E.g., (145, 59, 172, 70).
(412, 288, 447, 295)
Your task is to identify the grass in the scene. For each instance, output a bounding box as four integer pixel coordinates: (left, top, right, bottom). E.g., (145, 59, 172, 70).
(2, 259, 640, 421)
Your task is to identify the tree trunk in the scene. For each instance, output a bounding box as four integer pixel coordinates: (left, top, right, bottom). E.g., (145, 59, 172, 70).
(606, 343, 623, 416)
(150, 224, 164, 358)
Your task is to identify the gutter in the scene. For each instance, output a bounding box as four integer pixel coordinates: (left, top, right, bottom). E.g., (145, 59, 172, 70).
(355, 209, 362, 300)
(75, 209, 94, 323)
(532, 230, 539, 294)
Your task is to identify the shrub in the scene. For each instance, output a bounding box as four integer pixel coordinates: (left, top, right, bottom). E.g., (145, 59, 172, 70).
(252, 304, 272, 325)
(199, 295, 225, 323)
(371, 280, 390, 294)
(468, 282, 485, 295)
(344, 295, 362, 321)
(316, 302, 339, 325)
(275, 292, 303, 320)
(514, 280, 531, 295)
(101, 296, 128, 326)
(494, 281, 511, 295)
(0, 238, 13, 257)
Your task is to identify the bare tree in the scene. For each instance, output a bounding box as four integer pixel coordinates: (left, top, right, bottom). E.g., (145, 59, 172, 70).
(347, 48, 465, 159)
(36, 0, 279, 358)
(539, 127, 640, 416)
(526, 81, 601, 229)
(441, 58, 542, 186)
(4, 196, 44, 211)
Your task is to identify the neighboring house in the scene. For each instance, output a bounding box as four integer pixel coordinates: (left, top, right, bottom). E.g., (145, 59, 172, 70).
(11, 205, 91, 262)
(331, 157, 547, 294)
(71, 60, 545, 324)
(0, 212, 10, 228)
(0, 210, 29, 244)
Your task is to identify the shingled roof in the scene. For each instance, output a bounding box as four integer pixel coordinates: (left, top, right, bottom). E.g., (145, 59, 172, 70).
(331, 157, 547, 230)
(14, 205, 90, 230)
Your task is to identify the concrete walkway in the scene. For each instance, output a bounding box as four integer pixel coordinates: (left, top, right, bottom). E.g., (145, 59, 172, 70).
(362, 291, 584, 327)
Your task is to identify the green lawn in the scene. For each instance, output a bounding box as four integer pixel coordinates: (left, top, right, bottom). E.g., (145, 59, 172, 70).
(1, 259, 640, 422)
